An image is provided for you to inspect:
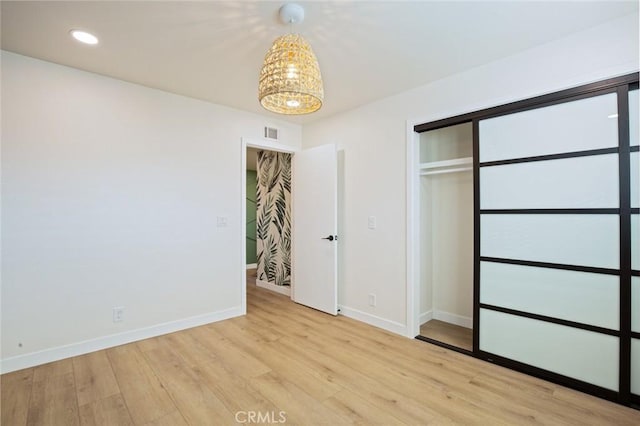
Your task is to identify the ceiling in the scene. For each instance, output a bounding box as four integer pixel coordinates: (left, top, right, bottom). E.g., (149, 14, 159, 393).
(2, 1, 637, 124)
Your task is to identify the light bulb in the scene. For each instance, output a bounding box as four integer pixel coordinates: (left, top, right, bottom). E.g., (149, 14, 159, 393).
(70, 30, 99, 45)
(286, 64, 298, 79)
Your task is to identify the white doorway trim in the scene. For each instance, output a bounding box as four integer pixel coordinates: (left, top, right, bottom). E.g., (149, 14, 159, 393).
(240, 137, 299, 315)
(405, 121, 421, 338)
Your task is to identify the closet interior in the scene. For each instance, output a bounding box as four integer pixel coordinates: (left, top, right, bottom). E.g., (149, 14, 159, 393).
(419, 122, 474, 351)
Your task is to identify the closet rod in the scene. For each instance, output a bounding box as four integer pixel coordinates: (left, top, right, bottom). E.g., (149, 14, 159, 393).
(420, 166, 472, 176)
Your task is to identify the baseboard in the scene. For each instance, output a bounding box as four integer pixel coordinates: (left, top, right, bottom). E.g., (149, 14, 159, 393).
(0, 306, 243, 374)
(433, 310, 473, 329)
(338, 305, 407, 336)
(246, 263, 257, 269)
(419, 310, 433, 325)
(256, 279, 291, 296)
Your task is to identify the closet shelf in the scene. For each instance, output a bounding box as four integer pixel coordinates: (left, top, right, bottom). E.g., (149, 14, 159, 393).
(420, 157, 473, 176)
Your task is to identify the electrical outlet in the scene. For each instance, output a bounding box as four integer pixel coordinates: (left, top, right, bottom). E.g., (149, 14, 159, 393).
(113, 307, 124, 323)
(368, 293, 376, 307)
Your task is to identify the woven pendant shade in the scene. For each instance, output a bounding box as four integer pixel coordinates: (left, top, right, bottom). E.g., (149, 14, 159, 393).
(259, 33, 324, 115)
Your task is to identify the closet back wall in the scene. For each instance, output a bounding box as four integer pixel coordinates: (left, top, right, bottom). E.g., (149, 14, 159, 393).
(420, 124, 473, 328)
(420, 174, 473, 324)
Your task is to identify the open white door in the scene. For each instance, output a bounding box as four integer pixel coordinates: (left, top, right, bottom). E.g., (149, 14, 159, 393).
(292, 144, 338, 315)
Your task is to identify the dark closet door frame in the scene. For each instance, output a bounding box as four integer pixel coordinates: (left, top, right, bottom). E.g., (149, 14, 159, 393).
(413, 72, 639, 408)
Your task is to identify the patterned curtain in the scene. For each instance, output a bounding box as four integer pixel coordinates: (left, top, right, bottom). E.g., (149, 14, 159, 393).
(256, 151, 292, 286)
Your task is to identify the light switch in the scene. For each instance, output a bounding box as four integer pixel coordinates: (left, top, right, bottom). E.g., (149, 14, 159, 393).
(368, 216, 376, 230)
(217, 216, 228, 227)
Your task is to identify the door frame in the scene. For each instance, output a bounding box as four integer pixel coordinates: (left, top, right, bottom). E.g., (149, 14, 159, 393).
(405, 122, 421, 338)
(240, 137, 299, 314)
(406, 119, 476, 346)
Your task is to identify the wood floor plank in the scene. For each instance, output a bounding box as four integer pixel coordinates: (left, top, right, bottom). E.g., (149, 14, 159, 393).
(72, 351, 120, 407)
(78, 393, 133, 426)
(141, 410, 188, 426)
(161, 326, 281, 416)
(27, 372, 79, 426)
(190, 351, 281, 417)
(268, 335, 446, 424)
(33, 359, 74, 383)
(1, 368, 33, 426)
(213, 319, 344, 401)
(136, 337, 162, 353)
(248, 371, 348, 425)
(552, 386, 640, 425)
(229, 312, 284, 342)
(106, 343, 177, 424)
(322, 389, 407, 425)
(288, 318, 573, 425)
(141, 340, 236, 425)
(278, 334, 510, 425)
(331, 312, 557, 394)
(466, 371, 599, 425)
(187, 325, 271, 379)
(300, 320, 570, 424)
(286, 310, 479, 388)
(420, 319, 473, 351)
(160, 329, 218, 368)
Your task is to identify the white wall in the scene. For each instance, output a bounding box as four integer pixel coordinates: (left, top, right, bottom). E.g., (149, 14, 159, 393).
(419, 124, 473, 328)
(302, 13, 639, 334)
(420, 171, 474, 327)
(1, 51, 301, 372)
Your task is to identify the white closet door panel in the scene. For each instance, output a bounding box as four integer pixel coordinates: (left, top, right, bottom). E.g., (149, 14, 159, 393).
(631, 152, 639, 208)
(480, 309, 619, 390)
(630, 89, 638, 147)
(480, 262, 619, 329)
(633, 277, 640, 333)
(481, 214, 619, 269)
(633, 338, 640, 395)
(480, 155, 619, 209)
(479, 93, 618, 162)
(633, 214, 639, 271)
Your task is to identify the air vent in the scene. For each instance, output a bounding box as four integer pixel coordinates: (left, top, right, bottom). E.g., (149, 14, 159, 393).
(264, 126, 279, 140)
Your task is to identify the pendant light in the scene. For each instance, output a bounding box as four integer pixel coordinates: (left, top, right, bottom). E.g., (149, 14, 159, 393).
(258, 3, 324, 115)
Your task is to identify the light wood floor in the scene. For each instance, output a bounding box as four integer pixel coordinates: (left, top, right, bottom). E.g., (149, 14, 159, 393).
(420, 320, 473, 352)
(2, 275, 640, 425)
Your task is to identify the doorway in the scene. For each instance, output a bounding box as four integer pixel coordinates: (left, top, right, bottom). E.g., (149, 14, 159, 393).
(241, 138, 297, 314)
(246, 147, 293, 296)
(412, 122, 474, 352)
(240, 137, 339, 317)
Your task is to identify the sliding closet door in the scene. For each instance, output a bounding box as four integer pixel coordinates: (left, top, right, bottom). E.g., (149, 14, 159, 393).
(630, 87, 639, 402)
(478, 91, 622, 395)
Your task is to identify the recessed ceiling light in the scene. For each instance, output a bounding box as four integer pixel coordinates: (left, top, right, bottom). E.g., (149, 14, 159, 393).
(607, 113, 618, 119)
(70, 30, 98, 45)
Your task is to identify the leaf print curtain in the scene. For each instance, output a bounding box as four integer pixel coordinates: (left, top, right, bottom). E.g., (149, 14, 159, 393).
(256, 150, 292, 286)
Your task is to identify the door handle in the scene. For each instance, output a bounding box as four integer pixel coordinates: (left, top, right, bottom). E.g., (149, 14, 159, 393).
(321, 235, 338, 241)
